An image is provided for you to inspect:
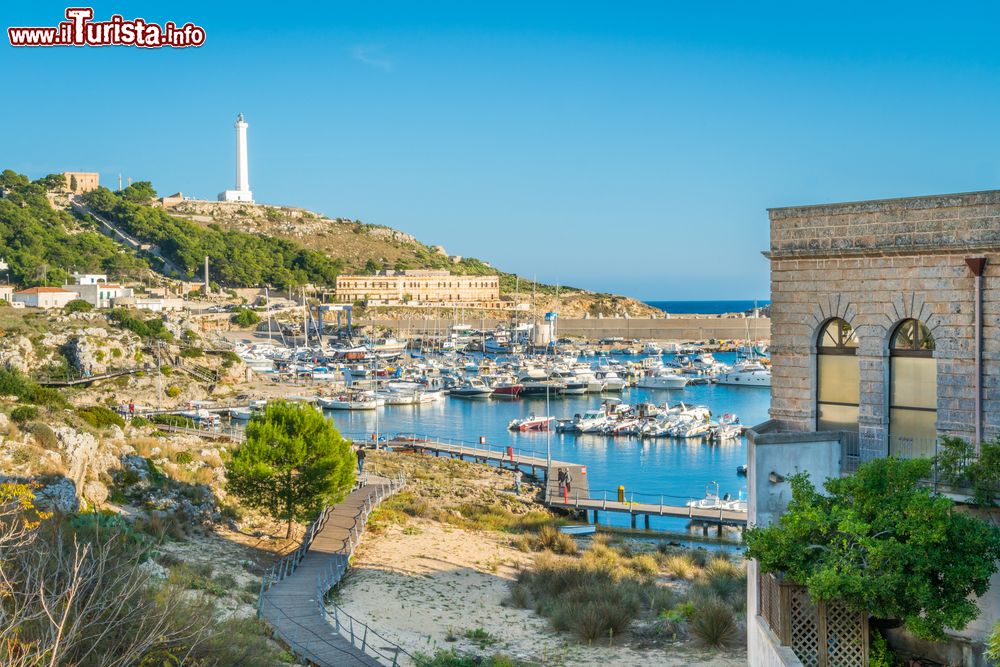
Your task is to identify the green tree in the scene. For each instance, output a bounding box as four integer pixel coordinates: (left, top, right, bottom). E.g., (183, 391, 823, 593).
(119, 180, 157, 203)
(225, 401, 355, 538)
(35, 173, 67, 191)
(745, 457, 1000, 640)
(231, 308, 261, 327)
(935, 435, 1000, 507)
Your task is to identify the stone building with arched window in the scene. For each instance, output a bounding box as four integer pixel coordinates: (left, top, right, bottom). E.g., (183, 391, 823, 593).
(747, 190, 1000, 665)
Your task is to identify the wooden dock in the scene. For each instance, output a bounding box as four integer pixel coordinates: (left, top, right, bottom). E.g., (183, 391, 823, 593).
(385, 436, 746, 530)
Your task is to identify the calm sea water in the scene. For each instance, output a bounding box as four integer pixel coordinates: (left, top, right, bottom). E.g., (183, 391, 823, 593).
(327, 352, 770, 538)
(645, 299, 770, 315)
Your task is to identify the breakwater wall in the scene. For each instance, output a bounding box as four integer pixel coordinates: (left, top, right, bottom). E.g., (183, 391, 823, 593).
(360, 316, 771, 342)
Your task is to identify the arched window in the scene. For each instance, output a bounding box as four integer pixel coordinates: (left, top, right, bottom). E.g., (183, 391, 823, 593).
(816, 318, 859, 431)
(889, 319, 936, 441)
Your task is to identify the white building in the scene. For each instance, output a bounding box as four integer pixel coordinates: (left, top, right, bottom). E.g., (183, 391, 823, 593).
(0, 285, 13, 303)
(13, 287, 79, 309)
(218, 113, 254, 203)
(65, 282, 133, 309)
(70, 272, 108, 286)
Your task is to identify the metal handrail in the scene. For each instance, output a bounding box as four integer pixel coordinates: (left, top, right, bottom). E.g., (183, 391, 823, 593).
(315, 475, 411, 666)
(257, 471, 409, 666)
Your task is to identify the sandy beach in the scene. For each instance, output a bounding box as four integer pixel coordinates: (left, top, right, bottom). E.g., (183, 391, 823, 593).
(336, 517, 747, 666)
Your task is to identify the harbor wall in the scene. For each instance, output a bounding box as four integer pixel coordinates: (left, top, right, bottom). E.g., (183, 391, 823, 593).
(360, 316, 771, 342)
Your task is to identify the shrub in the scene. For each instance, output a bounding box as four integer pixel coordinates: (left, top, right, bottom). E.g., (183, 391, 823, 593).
(531, 525, 578, 555)
(165, 385, 182, 398)
(63, 299, 93, 314)
(413, 651, 521, 667)
(0, 368, 68, 408)
(509, 548, 652, 643)
(23, 422, 58, 449)
(745, 457, 1000, 641)
(987, 621, 1000, 663)
(869, 629, 894, 667)
(936, 435, 1000, 506)
(664, 553, 700, 580)
(174, 451, 193, 465)
(179, 347, 203, 358)
(463, 627, 496, 648)
(77, 405, 126, 429)
(129, 416, 149, 428)
(10, 405, 38, 423)
(688, 599, 739, 648)
(231, 308, 261, 328)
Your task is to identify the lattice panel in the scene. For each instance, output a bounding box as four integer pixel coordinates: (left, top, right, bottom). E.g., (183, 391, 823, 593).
(789, 589, 820, 667)
(825, 600, 867, 667)
(759, 572, 780, 634)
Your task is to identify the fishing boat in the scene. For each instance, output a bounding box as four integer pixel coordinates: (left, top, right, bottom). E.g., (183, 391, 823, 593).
(508, 415, 554, 431)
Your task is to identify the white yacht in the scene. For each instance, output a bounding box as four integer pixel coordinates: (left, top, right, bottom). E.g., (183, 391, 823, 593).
(641, 341, 663, 355)
(716, 362, 772, 387)
(597, 370, 627, 391)
(635, 368, 689, 389)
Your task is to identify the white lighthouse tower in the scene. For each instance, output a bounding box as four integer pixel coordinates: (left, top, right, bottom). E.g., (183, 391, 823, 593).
(218, 112, 254, 203)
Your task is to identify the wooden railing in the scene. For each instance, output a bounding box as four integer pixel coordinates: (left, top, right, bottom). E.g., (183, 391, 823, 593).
(758, 571, 869, 667)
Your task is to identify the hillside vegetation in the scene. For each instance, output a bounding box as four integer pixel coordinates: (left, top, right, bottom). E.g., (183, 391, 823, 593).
(0, 169, 658, 315)
(0, 170, 149, 286)
(82, 184, 341, 289)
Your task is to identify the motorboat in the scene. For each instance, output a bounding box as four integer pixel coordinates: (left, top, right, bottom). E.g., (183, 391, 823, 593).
(449, 377, 493, 398)
(686, 482, 723, 510)
(491, 379, 524, 398)
(635, 368, 689, 390)
(671, 418, 711, 439)
(716, 363, 772, 387)
(319, 393, 379, 410)
(597, 371, 626, 392)
(518, 375, 565, 397)
(508, 415, 554, 431)
(641, 342, 663, 355)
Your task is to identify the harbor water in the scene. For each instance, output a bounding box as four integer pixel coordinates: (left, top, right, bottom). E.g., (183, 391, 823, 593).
(327, 351, 770, 539)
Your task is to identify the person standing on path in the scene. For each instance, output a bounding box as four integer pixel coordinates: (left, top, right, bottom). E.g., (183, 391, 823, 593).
(564, 469, 573, 500)
(514, 468, 522, 496)
(356, 446, 366, 475)
(557, 468, 567, 501)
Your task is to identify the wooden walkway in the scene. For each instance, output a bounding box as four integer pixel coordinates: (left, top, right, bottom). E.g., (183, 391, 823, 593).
(259, 477, 407, 666)
(387, 436, 746, 529)
(34, 367, 144, 386)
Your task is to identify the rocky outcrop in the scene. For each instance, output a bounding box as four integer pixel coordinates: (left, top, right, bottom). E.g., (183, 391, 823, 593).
(58, 327, 143, 375)
(36, 478, 79, 513)
(0, 336, 37, 373)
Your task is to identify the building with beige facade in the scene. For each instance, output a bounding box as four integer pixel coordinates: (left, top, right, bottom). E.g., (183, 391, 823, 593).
(335, 270, 501, 308)
(746, 189, 1000, 666)
(62, 172, 100, 194)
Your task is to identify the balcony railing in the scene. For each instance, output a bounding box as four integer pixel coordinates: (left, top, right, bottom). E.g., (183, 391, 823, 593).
(839, 432, 998, 499)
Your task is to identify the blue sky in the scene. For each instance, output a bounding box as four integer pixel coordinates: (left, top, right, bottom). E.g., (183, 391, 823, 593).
(4, 2, 1000, 300)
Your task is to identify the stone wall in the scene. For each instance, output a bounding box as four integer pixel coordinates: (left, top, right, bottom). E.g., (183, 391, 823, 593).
(767, 190, 1000, 445)
(362, 316, 771, 342)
